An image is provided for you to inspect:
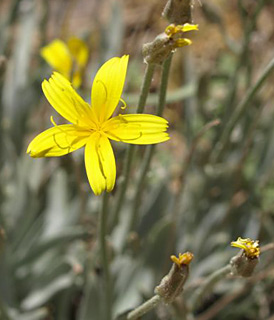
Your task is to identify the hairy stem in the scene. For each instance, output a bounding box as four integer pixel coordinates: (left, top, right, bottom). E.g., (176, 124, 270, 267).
(127, 295, 161, 320)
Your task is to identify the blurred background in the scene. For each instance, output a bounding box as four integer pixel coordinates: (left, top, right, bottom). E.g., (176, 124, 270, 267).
(0, 0, 274, 319)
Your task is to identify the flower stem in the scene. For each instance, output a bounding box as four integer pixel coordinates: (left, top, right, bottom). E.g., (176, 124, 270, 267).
(157, 53, 173, 116)
(211, 56, 274, 163)
(111, 63, 156, 228)
(136, 63, 157, 114)
(127, 294, 161, 320)
(99, 192, 112, 320)
(189, 264, 231, 312)
(130, 54, 173, 231)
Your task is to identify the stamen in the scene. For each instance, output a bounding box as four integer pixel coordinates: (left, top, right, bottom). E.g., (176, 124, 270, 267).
(118, 114, 129, 123)
(106, 130, 143, 142)
(50, 116, 76, 137)
(53, 134, 71, 152)
(120, 98, 127, 110)
(105, 131, 123, 142)
(121, 132, 143, 141)
(50, 116, 74, 151)
(50, 116, 58, 127)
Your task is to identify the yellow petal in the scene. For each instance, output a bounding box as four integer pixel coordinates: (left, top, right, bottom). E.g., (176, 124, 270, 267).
(67, 37, 89, 68)
(40, 40, 72, 77)
(67, 37, 89, 88)
(103, 114, 170, 145)
(85, 133, 116, 195)
(27, 125, 90, 158)
(231, 242, 246, 251)
(181, 23, 199, 32)
(176, 38, 192, 47)
(42, 72, 98, 127)
(91, 55, 129, 123)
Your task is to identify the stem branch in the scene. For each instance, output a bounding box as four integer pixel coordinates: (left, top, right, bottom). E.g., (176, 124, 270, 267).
(190, 264, 231, 312)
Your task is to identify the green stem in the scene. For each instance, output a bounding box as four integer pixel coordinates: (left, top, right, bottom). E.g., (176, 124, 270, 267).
(124, 82, 195, 106)
(0, 298, 11, 320)
(129, 54, 173, 231)
(136, 63, 156, 114)
(127, 295, 161, 320)
(111, 63, 156, 228)
(190, 264, 231, 312)
(99, 192, 112, 320)
(211, 56, 274, 163)
(157, 54, 173, 117)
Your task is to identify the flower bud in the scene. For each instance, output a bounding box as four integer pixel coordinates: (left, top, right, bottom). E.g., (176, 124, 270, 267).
(154, 252, 193, 303)
(142, 23, 198, 65)
(230, 237, 260, 277)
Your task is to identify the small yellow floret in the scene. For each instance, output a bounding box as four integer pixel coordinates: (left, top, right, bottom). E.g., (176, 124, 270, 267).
(231, 237, 260, 258)
(175, 38, 192, 47)
(164, 23, 198, 50)
(171, 252, 194, 267)
(165, 23, 199, 38)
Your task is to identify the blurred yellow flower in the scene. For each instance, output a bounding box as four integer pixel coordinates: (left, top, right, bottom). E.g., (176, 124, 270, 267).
(231, 237, 260, 258)
(27, 55, 169, 195)
(40, 37, 88, 88)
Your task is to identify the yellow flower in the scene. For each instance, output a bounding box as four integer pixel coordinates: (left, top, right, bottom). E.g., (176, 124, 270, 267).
(27, 55, 169, 195)
(231, 237, 260, 259)
(170, 252, 194, 267)
(40, 37, 88, 88)
(165, 23, 199, 48)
